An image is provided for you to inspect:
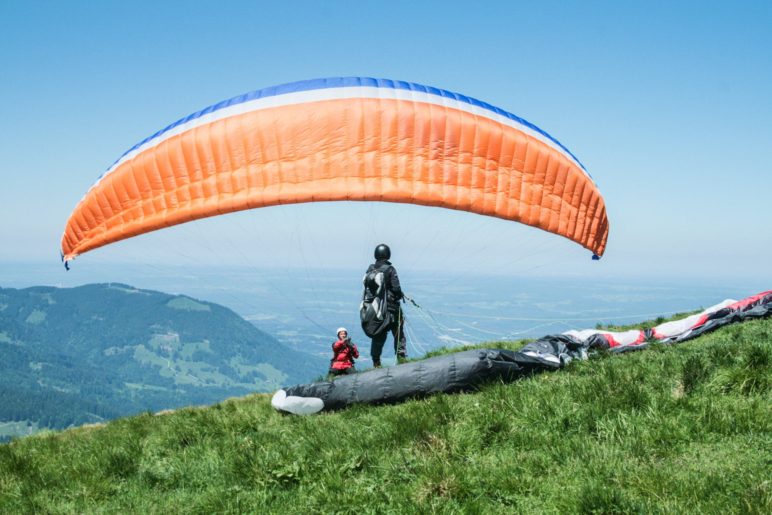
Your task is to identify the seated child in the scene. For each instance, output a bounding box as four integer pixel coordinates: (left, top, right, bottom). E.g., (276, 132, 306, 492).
(329, 327, 359, 376)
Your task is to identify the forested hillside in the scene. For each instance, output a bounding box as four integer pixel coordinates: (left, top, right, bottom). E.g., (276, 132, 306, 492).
(0, 283, 325, 440)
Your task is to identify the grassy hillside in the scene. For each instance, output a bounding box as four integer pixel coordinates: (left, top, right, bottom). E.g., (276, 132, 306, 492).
(1, 315, 770, 513)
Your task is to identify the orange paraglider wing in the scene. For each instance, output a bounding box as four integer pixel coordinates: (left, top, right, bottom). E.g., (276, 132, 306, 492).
(61, 77, 608, 264)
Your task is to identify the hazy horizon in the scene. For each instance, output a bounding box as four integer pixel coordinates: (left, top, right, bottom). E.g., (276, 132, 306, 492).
(3, 260, 767, 364)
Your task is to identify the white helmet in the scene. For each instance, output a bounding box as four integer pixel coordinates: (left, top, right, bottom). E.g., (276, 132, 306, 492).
(336, 327, 348, 336)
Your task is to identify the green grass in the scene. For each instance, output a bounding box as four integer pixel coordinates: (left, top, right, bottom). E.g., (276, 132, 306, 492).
(166, 297, 211, 312)
(24, 309, 47, 324)
(1, 316, 770, 513)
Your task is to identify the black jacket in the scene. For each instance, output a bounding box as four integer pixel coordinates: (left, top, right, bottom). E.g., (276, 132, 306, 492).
(367, 259, 404, 312)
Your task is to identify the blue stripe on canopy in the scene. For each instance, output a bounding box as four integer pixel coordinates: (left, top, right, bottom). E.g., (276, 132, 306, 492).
(104, 77, 588, 178)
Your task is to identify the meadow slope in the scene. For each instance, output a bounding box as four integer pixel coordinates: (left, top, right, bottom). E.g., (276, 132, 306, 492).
(1, 315, 770, 513)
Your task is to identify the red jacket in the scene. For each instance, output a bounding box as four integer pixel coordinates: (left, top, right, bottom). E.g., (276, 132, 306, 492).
(330, 338, 359, 370)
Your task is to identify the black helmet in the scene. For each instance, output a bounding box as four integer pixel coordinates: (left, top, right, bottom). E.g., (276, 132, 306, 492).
(374, 244, 391, 260)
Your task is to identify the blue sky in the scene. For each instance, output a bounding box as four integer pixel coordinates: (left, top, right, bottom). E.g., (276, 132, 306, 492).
(1, 0, 771, 288)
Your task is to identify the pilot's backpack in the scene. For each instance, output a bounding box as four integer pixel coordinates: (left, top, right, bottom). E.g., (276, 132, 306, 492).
(359, 263, 392, 337)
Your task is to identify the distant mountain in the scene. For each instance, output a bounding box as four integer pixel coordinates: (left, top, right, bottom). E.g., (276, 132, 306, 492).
(0, 283, 326, 440)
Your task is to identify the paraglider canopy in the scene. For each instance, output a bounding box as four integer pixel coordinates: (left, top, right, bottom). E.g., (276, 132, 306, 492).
(61, 77, 609, 265)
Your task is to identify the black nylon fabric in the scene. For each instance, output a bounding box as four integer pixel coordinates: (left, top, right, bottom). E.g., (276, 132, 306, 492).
(284, 349, 529, 411)
(512, 334, 588, 369)
(665, 292, 772, 343)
